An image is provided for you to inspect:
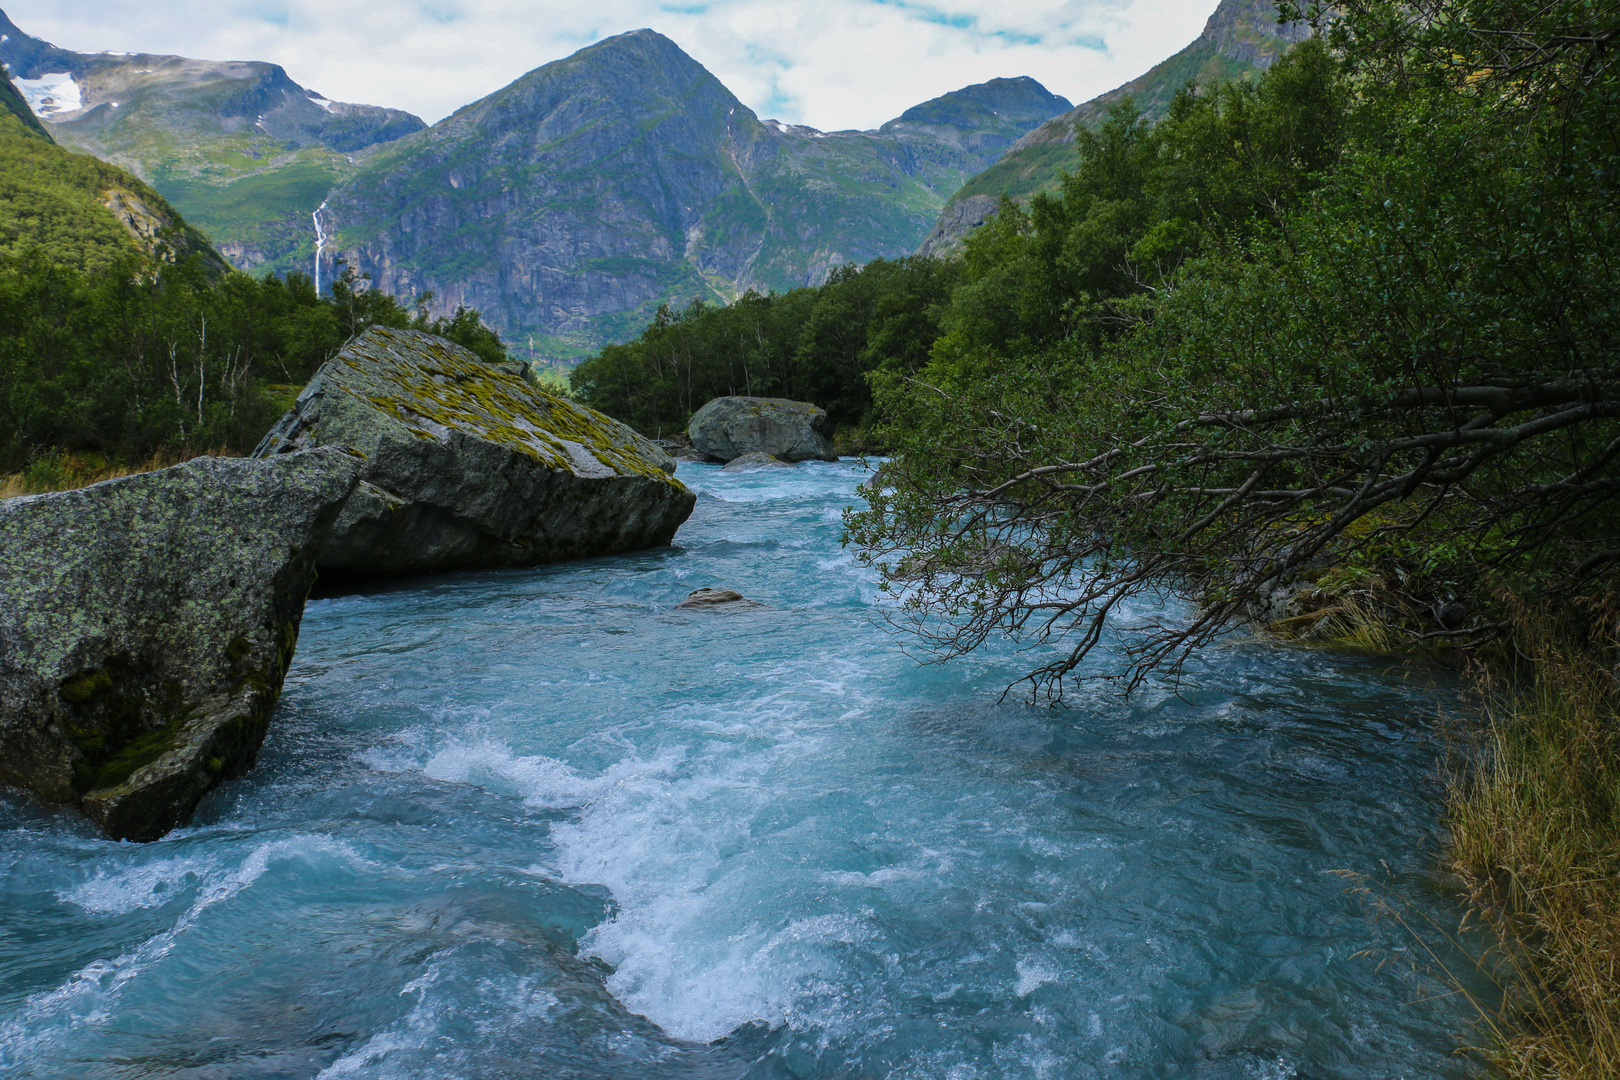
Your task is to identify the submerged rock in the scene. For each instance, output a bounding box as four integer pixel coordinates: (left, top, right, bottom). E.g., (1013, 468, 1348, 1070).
(687, 396, 837, 463)
(675, 588, 763, 610)
(254, 327, 696, 581)
(0, 450, 360, 841)
(721, 451, 797, 472)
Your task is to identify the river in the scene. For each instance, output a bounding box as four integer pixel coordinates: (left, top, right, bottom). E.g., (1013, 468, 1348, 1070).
(0, 460, 1487, 1078)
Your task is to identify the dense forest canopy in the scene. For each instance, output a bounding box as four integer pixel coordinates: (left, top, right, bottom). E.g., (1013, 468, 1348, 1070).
(570, 255, 962, 439)
(0, 254, 507, 468)
(840, 0, 1620, 693)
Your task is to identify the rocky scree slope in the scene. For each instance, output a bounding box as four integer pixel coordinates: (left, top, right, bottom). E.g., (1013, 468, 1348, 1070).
(0, 6, 425, 276)
(320, 30, 1070, 356)
(254, 326, 695, 581)
(919, 0, 1313, 255)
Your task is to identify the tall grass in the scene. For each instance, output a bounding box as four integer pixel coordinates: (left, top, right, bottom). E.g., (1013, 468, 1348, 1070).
(1447, 603, 1620, 1077)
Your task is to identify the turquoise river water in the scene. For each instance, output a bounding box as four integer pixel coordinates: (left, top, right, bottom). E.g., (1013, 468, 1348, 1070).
(1, 460, 1488, 1079)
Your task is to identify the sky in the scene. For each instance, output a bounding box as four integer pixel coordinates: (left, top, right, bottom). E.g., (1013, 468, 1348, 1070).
(3, 0, 1219, 130)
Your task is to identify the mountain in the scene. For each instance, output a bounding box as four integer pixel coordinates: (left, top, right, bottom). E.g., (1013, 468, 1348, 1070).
(0, 68, 223, 271)
(0, 7, 425, 276)
(322, 31, 1070, 356)
(0, 8, 1071, 356)
(919, 0, 1313, 255)
(0, 59, 50, 140)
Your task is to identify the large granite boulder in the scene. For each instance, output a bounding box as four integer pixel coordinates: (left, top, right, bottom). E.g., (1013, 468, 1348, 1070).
(0, 450, 360, 841)
(254, 327, 696, 581)
(687, 397, 837, 463)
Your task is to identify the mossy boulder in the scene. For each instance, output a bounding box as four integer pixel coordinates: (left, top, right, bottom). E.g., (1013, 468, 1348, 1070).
(254, 327, 695, 581)
(0, 450, 360, 841)
(687, 397, 837, 463)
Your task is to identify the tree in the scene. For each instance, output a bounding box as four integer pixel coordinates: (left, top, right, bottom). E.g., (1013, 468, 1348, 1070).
(848, 2, 1620, 696)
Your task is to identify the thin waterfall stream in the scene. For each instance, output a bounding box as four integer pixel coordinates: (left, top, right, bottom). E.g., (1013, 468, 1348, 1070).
(0, 461, 1489, 1079)
(312, 200, 329, 294)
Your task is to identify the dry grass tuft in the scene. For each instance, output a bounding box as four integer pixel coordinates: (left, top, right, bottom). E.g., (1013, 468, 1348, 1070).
(1446, 601, 1620, 1078)
(0, 447, 235, 500)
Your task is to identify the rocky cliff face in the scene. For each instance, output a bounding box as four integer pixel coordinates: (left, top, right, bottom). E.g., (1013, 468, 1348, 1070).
(0, 6, 425, 278)
(919, 0, 1314, 256)
(321, 31, 1070, 356)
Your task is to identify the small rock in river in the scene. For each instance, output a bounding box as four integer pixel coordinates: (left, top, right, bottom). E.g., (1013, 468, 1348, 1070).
(676, 588, 764, 610)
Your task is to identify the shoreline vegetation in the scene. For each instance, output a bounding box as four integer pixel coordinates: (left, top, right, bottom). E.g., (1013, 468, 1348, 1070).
(1268, 584, 1620, 1075)
(0, 446, 232, 499)
(1447, 610, 1620, 1077)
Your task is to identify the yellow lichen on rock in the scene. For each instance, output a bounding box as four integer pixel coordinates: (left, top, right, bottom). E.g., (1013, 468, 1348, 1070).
(253, 327, 695, 582)
(347, 327, 677, 483)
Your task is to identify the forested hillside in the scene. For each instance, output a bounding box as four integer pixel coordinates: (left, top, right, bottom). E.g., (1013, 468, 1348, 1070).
(0, 71, 222, 273)
(919, 0, 1312, 254)
(571, 256, 960, 442)
(0, 6, 427, 278)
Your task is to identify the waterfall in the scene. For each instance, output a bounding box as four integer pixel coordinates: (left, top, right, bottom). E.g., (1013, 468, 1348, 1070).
(312, 200, 329, 293)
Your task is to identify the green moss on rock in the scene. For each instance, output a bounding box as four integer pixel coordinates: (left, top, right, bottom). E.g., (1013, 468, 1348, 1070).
(253, 327, 697, 581)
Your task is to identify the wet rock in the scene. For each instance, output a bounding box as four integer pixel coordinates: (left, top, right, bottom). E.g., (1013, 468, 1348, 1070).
(687, 396, 837, 463)
(0, 450, 360, 841)
(675, 588, 763, 610)
(721, 452, 797, 472)
(254, 327, 696, 582)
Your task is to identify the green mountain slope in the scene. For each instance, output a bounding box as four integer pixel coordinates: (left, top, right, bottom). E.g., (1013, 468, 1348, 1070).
(0, 64, 51, 141)
(0, 70, 222, 272)
(920, 0, 1313, 254)
(0, 6, 424, 277)
(324, 30, 1072, 357)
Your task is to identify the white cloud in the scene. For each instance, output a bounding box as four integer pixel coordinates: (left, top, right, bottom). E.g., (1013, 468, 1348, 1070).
(4, 0, 1218, 128)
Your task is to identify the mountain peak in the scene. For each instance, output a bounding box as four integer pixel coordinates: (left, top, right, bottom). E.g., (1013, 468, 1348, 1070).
(885, 76, 1072, 131)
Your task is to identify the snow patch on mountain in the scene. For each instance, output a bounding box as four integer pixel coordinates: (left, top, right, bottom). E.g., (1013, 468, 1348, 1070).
(16, 72, 82, 118)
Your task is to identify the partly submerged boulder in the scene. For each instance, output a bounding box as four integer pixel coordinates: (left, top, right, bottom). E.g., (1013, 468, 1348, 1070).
(675, 588, 763, 610)
(254, 327, 695, 581)
(721, 451, 796, 472)
(0, 450, 360, 841)
(687, 396, 837, 463)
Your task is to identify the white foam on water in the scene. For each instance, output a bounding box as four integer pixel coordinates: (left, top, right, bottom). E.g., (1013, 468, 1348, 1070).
(354, 665, 887, 1046)
(363, 728, 687, 810)
(59, 854, 221, 915)
(1014, 958, 1059, 997)
(540, 690, 889, 1042)
(316, 951, 566, 1079)
(0, 835, 370, 1068)
(14, 72, 81, 117)
(315, 959, 446, 1079)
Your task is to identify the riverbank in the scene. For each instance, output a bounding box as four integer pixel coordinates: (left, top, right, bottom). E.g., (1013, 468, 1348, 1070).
(1267, 579, 1620, 1077)
(1446, 609, 1620, 1077)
